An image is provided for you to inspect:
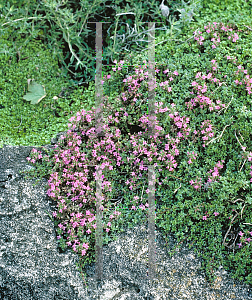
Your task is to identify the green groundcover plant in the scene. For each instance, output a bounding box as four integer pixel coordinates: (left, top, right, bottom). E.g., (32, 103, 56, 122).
(0, 33, 103, 148)
(19, 19, 252, 289)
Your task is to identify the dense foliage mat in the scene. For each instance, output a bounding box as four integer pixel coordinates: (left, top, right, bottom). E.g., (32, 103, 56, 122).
(20, 18, 252, 288)
(1, 0, 252, 290)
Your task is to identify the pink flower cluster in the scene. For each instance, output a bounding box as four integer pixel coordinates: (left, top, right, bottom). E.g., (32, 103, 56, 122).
(233, 64, 252, 95)
(238, 230, 252, 248)
(55, 208, 121, 256)
(194, 22, 239, 49)
(189, 176, 202, 190)
(205, 160, 224, 183)
(199, 120, 215, 147)
(169, 110, 191, 140)
(187, 150, 198, 165)
(186, 71, 226, 112)
(189, 160, 224, 191)
(158, 68, 179, 92)
(210, 59, 218, 72)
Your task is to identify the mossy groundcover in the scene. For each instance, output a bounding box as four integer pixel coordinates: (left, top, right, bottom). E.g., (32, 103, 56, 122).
(0, 34, 99, 148)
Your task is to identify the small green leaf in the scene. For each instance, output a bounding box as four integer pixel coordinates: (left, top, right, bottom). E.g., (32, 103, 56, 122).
(23, 80, 46, 104)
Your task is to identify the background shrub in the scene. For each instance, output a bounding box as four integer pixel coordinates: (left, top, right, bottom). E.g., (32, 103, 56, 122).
(0, 0, 203, 86)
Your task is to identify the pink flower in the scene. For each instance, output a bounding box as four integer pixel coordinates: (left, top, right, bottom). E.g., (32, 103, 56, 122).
(82, 242, 89, 250)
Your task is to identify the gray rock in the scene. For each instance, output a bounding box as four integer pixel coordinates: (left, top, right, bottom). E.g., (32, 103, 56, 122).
(82, 223, 252, 300)
(0, 137, 251, 299)
(0, 144, 87, 300)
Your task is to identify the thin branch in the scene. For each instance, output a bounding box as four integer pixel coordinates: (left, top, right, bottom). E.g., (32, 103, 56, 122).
(173, 183, 181, 194)
(211, 81, 227, 95)
(116, 12, 136, 16)
(140, 184, 145, 203)
(239, 158, 247, 172)
(206, 121, 233, 146)
(217, 96, 233, 115)
(238, 131, 244, 141)
(242, 24, 252, 31)
(222, 212, 239, 247)
(235, 130, 247, 152)
(66, 31, 84, 67)
(13, 116, 22, 128)
(229, 198, 244, 204)
(1, 16, 47, 26)
(78, 0, 99, 37)
(240, 204, 246, 220)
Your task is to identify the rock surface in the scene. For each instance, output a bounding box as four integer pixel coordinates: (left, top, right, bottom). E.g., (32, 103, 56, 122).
(0, 135, 251, 299)
(0, 143, 87, 300)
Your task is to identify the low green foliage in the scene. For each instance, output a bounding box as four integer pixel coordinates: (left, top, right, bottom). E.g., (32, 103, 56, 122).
(121, 18, 252, 286)
(0, 35, 98, 148)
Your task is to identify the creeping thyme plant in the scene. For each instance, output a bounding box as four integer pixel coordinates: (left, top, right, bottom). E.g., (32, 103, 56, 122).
(19, 18, 252, 289)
